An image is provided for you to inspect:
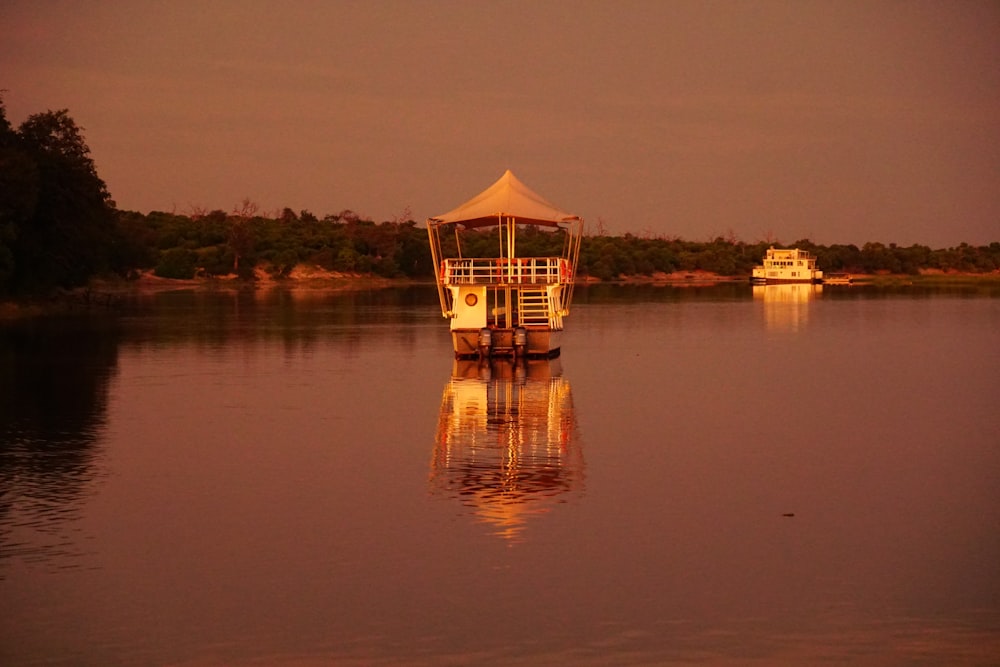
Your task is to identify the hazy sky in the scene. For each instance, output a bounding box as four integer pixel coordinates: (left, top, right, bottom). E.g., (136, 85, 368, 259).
(3, 1, 998, 247)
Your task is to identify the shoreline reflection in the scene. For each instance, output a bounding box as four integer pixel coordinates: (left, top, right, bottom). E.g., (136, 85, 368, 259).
(430, 358, 583, 542)
(0, 316, 119, 576)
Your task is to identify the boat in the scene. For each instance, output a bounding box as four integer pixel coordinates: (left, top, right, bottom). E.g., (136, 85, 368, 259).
(751, 246, 824, 285)
(823, 272, 853, 285)
(427, 170, 584, 359)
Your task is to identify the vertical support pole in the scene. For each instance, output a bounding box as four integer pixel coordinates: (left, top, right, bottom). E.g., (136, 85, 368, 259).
(505, 286, 512, 329)
(427, 222, 449, 317)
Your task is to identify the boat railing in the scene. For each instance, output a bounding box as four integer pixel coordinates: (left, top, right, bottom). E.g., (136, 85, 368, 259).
(766, 248, 815, 261)
(441, 257, 570, 285)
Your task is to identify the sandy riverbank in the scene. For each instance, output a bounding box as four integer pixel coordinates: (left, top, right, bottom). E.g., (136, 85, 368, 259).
(76, 267, 408, 296)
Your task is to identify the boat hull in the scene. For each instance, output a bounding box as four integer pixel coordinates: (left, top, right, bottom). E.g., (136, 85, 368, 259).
(750, 276, 824, 285)
(451, 328, 561, 359)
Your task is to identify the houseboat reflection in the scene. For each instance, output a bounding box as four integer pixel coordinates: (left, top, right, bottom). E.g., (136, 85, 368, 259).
(430, 358, 582, 542)
(753, 283, 822, 332)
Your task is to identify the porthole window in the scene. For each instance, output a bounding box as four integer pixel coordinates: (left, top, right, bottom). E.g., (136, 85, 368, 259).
(465, 293, 478, 306)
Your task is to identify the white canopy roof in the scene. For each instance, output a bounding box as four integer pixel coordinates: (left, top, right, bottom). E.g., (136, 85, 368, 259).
(428, 169, 580, 228)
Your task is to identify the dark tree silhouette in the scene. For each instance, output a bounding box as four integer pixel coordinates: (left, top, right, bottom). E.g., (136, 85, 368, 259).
(0, 98, 117, 294)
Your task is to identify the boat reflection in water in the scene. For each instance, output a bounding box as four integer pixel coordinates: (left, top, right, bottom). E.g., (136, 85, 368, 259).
(430, 358, 582, 542)
(753, 283, 822, 332)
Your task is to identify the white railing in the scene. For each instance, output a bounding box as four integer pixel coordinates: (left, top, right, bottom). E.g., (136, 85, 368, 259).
(441, 257, 571, 285)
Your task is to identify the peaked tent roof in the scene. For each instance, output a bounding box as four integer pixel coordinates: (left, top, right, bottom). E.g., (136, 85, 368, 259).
(428, 169, 580, 228)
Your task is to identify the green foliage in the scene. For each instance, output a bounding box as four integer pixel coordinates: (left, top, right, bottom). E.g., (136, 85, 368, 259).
(0, 99, 116, 294)
(195, 245, 233, 276)
(154, 247, 197, 279)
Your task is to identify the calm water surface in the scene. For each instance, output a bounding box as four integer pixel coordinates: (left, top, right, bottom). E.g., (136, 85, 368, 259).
(2, 283, 999, 665)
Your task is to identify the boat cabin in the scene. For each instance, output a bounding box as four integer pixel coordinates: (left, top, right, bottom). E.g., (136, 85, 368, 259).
(751, 246, 824, 284)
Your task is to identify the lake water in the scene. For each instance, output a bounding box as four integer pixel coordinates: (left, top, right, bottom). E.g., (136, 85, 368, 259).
(2, 283, 999, 666)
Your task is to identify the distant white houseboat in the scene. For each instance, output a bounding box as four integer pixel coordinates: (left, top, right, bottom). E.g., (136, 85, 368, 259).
(427, 170, 583, 359)
(751, 247, 824, 284)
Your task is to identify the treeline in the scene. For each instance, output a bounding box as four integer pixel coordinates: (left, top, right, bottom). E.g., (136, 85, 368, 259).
(1, 100, 118, 295)
(579, 234, 1000, 280)
(117, 207, 1000, 282)
(2, 100, 998, 297)
(116, 205, 435, 281)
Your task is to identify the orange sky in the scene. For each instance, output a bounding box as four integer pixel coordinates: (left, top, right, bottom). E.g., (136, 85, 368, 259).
(3, 1, 998, 247)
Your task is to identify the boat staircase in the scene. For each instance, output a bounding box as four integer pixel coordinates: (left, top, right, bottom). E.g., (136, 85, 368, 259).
(517, 288, 563, 330)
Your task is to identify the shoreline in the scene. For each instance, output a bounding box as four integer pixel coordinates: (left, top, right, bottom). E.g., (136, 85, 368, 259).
(591, 269, 1000, 286)
(95, 268, 1000, 294)
(3, 268, 999, 319)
